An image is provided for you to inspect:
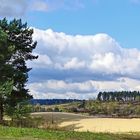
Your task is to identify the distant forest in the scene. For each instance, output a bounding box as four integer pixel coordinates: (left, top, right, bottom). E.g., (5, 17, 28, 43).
(30, 91, 140, 106)
(97, 91, 140, 102)
(29, 99, 82, 105)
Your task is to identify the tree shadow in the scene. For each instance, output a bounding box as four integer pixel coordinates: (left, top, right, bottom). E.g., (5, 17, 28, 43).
(59, 123, 82, 131)
(32, 112, 91, 130)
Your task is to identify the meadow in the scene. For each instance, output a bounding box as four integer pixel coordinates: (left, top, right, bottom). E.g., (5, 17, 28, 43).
(1, 109, 140, 139)
(0, 125, 140, 140)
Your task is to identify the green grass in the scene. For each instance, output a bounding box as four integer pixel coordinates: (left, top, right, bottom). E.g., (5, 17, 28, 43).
(0, 126, 140, 140)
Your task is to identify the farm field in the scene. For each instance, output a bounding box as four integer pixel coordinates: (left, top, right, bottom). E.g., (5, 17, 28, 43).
(32, 112, 140, 133)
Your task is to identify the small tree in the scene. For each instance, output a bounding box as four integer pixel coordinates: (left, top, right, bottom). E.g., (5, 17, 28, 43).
(5, 101, 33, 127)
(0, 80, 13, 123)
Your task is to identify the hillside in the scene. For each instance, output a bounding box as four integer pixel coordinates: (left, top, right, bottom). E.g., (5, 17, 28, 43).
(31, 100, 140, 118)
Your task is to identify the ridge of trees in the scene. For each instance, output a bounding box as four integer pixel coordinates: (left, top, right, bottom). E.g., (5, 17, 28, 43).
(97, 91, 140, 102)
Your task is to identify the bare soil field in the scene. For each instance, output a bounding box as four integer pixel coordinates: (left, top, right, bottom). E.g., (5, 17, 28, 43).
(32, 112, 140, 133)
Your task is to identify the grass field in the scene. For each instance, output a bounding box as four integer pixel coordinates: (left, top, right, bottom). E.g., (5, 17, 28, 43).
(1, 112, 140, 140)
(32, 112, 140, 133)
(0, 126, 140, 140)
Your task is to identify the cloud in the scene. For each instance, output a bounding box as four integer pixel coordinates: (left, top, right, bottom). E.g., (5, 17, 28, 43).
(31, 28, 140, 81)
(31, 0, 48, 12)
(28, 80, 99, 99)
(30, 53, 53, 68)
(0, 0, 28, 17)
(28, 78, 140, 99)
(28, 28, 140, 99)
(0, 0, 136, 17)
(0, 0, 84, 17)
(31, 0, 84, 12)
(64, 57, 85, 70)
(28, 80, 98, 95)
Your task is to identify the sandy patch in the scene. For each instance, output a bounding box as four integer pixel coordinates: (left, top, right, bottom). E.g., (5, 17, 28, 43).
(32, 112, 140, 133)
(59, 118, 140, 133)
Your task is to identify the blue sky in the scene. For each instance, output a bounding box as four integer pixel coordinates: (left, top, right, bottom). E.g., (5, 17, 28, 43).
(1, 0, 140, 99)
(25, 0, 140, 49)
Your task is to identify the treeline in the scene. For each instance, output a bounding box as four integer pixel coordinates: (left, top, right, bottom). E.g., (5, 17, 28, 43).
(97, 91, 140, 102)
(30, 99, 82, 105)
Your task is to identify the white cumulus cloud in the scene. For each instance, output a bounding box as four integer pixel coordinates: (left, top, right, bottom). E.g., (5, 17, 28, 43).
(28, 78, 140, 99)
(28, 28, 140, 99)
(31, 28, 140, 80)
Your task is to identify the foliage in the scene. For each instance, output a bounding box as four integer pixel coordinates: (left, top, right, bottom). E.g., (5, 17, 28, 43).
(0, 28, 14, 122)
(83, 100, 140, 117)
(6, 102, 32, 120)
(39, 100, 140, 118)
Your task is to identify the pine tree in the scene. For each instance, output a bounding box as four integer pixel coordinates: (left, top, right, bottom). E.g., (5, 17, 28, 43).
(0, 18, 38, 121)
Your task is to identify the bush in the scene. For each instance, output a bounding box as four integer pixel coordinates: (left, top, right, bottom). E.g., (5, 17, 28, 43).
(54, 107, 59, 112)
(4, 116, 43, 128)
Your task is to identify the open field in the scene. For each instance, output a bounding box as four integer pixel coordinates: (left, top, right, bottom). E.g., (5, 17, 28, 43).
(32, 112, 140, 133)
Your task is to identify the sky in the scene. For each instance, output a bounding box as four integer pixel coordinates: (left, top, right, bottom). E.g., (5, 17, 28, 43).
(1, 0, 140, 99)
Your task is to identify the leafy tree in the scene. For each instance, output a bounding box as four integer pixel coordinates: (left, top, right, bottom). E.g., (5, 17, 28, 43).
(0, 18, 38, 122)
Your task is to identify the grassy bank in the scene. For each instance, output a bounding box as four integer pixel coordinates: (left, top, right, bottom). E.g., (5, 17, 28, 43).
(0, 126, 140, 140)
